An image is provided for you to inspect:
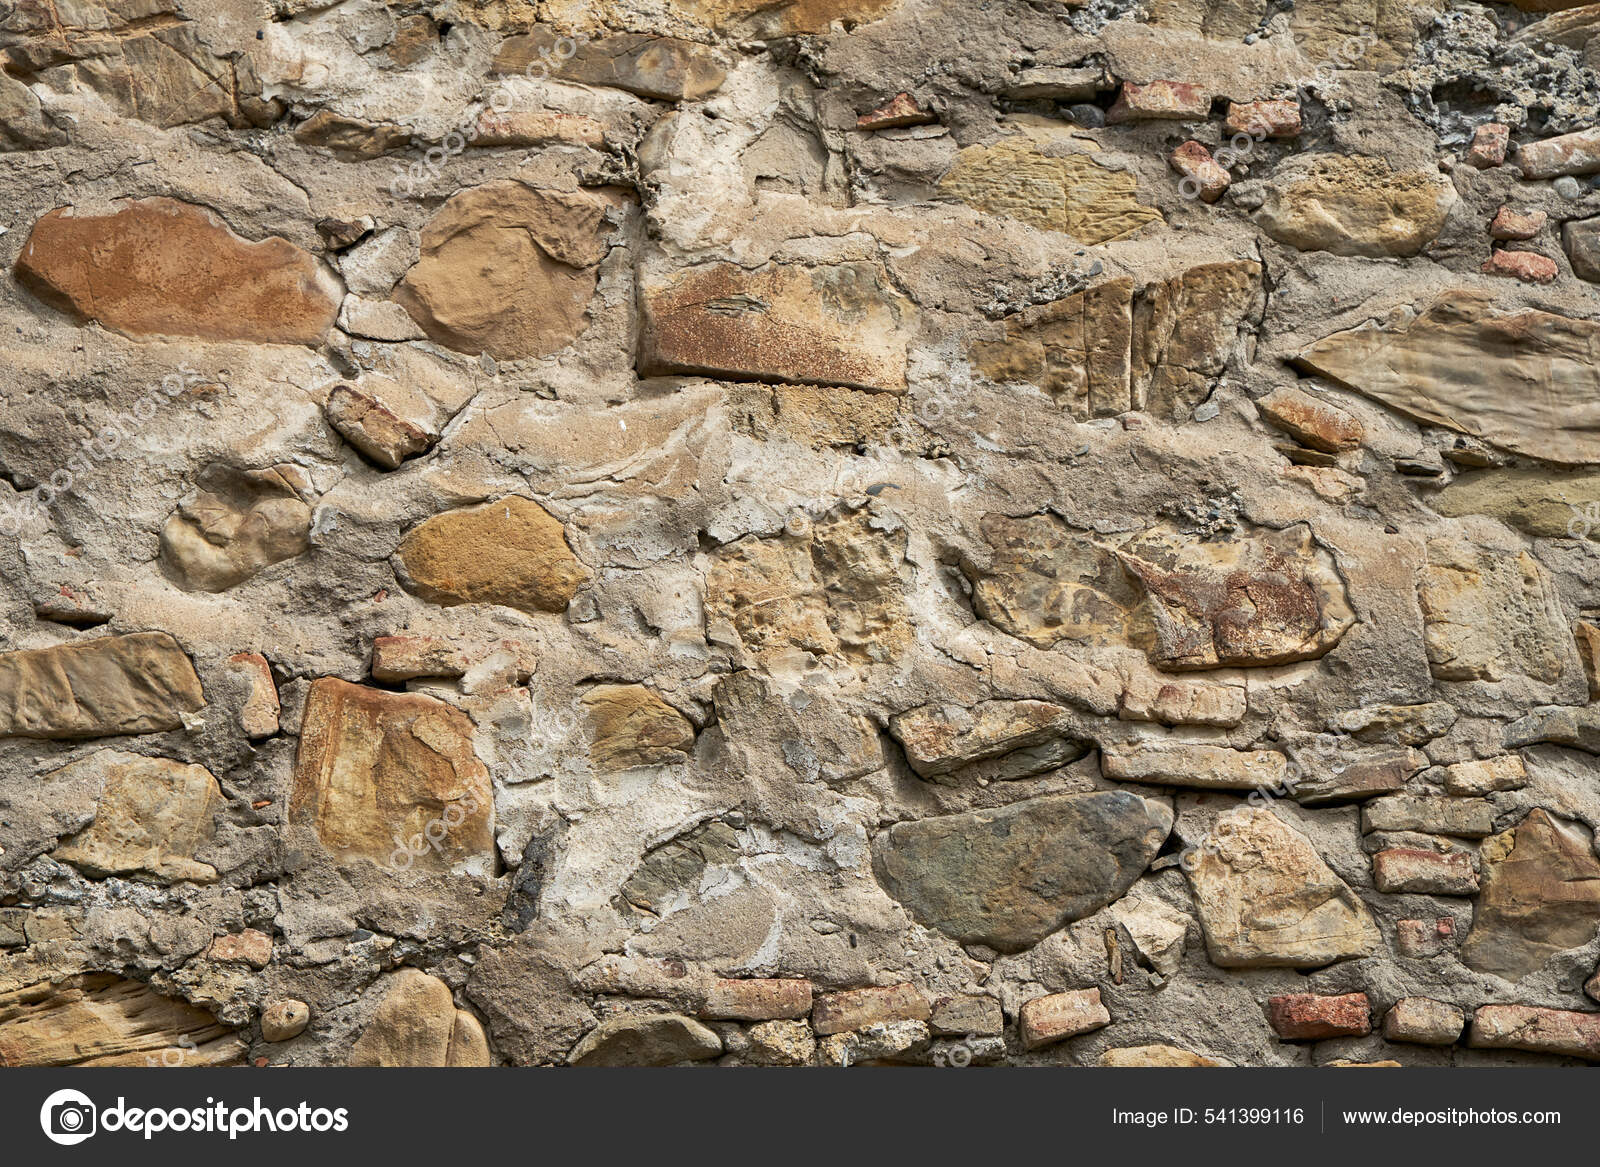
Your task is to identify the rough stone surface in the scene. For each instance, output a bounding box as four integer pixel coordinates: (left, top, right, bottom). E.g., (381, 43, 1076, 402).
(1254, 156, 1456, 257)
(568, 1013, 722, 1065)
(1267, 992, 1371, 1040)
(1019, 989, 1111, 1050)
(349, 970, 491, 1067)
(397, 497, 590, 614)
(1383, 997, 1465, 1046)
(871, 792, 1172, 952)
(1469, 1005, 1600, 1062)
(50, 752, 223, 884)
(0, 634, 205, 740)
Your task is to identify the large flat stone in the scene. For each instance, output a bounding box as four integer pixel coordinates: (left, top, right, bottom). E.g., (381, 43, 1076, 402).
(638, 260, 914, 392)
(15, 199, 339, 345)
(1186, 807, 1380, 968)
(1255, 155, 1455, 257)
(888, 700, 1086, 780)
(289, 679, 494, 874)
(1295, 290, 1600, 465)
(871, 791, 1173, 953)
(0, 633, 205, 740)
(50, 751, 223, 883)
(0, 975, 243, 1067)
(1460, 809, 1600, 982)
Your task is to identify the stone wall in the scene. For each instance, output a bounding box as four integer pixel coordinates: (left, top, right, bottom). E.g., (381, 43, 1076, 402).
(2, 0, 1600, 1068)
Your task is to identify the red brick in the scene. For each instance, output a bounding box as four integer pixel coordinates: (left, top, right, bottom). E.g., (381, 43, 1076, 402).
(1373, 848, 1478, 895)
(1019, 988, 1110, 1050)
(1490, 206, 1547, 241)
(1107, 80, 1210, 124)
(1225, 99, 1301, 139)
(700, 978, 813, 1021)
(1465, 122, 1509, 168)
(812, 984, 929, 1035)
(1482, 250, 1558, 283)
(1267, 992, 1371, 1040)
(1169, 141, 1230, 203)
(208, 929, 272, 969)
(1469, 1004, 1600, 1061)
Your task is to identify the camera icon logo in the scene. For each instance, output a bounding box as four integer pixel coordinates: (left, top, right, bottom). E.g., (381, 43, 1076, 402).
(40, 1089, 97, 1146)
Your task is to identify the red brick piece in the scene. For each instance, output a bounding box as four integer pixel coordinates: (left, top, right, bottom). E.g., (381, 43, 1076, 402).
(1170, 141, 1230, 203)
(1482, 250, 1558, 283)
(1019, 989, 1111, 1050)
(812, 984, 929, 1035)
(1225, 99, 1301, 139)
(1466, 122, 1509, 168)
(1268, 992, 1371, 1040)
(1107, 80, 1210, 124)
(1490, 207, 1547, 241)
(700, 978, 813, 1021)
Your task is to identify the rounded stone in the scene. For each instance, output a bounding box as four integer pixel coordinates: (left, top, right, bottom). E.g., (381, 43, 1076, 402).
(261, 999, 311, 1042)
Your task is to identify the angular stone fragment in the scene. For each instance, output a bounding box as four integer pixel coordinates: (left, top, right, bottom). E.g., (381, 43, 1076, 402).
(1362, 795, 1495, 838)
(1004, 66, 1106, 102)
(1441, 755, 1526, 796)
(160, 464, 314, 593)
(701, 979, 813, 1021)
(1267, 992, 1370, 1039)
(294, 111, 411, 157)
(1576, 622, 1600, 699)
(1417, 541, 1577, 685)
(1430, 468, 1600, 538)
(397, 497, 589, 614)
(669, 0, 900, 36)
(49, 751, 222, 883)
(0, 632, 206, 739)
(1331, 702, 1457, 746)
(1294, 748, 1424, 805)
(395, 181, 617, 360)
(1397, 916, 1456, 957)
(1565, 216, 1600, 282)
(1506, 704, 1600, 753)
(0, 975, 243, 1067)
(1490, 207, 1547, 241)
(581, 684, 696, 770)
(1099, 1044, 1224, 1067)
(225, 653, 280, 740)
(1255, 155, 1455, 257)
(289, 679, 493, 874)
(1516, 126, 1600, 179)
(1295, 290, 1600, 464)
(1482, 250, 1558, 283)
(1185, 807, 1380, 968)
(15, 199, 339, 344)
(1117, 674, 1247, 727)
(1101, 741, 1287, 790)
(1256, 387, 1363, 452)
(888, 700, 1084, 780)
(1466, 123, 1510, 168)
(261, 999, 311, 1042)
(1372, 849, 1478, 895)
(856, 92, 937, 129)
(1108, 80, 1211, 123)
(1383, 997, 1464, 1046)
(812, 984, 930, 1035)
(0, 72, 65, 150)
(639, 260, 913, 392)
(1110, 894, 1191, 976)
(325, 385, 434, 469)
(208, 929, 272, 968)
(974, 261, 1261, 421)
(1115, 523, 1354, 670)
(1170, 141, 1230, 203)
(818, 1020, 930, 1065)
(494, 30, 725, 101)
(350, 970, 490, 1067)
(1019, 989, 1110, 1050)
(1468, 1005, 1600, 1062)
(872, 791, 1172, 953)
(745, 1019, 816, 1065)
(938, 133, 1163, 244)
(1460, 810, 1600, 981)
(929, 996, 1004, 1037)
(1225, 99, 1301, 138)
(370, 636, 536, 684)
(473, 109, 607, 148)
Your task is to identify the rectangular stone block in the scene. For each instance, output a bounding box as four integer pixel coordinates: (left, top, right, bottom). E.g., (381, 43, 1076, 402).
(1373, 848, 1479, 895)
(1469, 1004, 1600, 1061)
(1020, 988, 1110, 1050)
(812, 984, 930, 1035)
(0, 632, 205, 739)
(700, 978, 813, 1021)
(1268, 992, 1371, 1040)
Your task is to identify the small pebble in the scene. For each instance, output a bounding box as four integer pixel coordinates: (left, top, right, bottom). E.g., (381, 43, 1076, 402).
(1193, 401, 1221, 422)
(1068, 103, 1104, 128)
(1555, 176, 1584, 200)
